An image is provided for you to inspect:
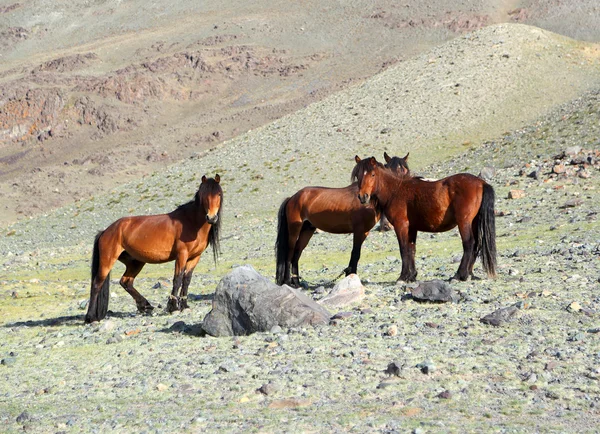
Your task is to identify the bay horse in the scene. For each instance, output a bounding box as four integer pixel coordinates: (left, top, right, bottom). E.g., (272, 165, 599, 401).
(85, 175, 223, 323)
(275, 154, 409, 287)
(353, 156, 496, 282)
(379, 151, 410, 231)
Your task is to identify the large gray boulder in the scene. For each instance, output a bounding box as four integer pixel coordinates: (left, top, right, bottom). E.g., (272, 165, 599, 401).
(202, 265, 331, 337)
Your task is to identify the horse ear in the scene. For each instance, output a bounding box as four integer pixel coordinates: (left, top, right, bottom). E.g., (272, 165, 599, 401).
(355, 155, 361, 163)
(201, 175, 207, 184)
(384, 152, 391, 163)
(214, 174, 220, 183)
(404, 152, 409, 161)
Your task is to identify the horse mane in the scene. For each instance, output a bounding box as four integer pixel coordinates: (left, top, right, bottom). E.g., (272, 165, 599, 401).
(194, 178, 223, 264)
(351, 158, 384, 184)
(384, 157, 410, 175)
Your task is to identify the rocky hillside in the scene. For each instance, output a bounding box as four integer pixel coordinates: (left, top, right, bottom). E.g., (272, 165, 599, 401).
(1, 0, 600, 225)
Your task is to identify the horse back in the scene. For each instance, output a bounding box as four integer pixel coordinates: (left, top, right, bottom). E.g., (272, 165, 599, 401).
(290, 184, 378, 233)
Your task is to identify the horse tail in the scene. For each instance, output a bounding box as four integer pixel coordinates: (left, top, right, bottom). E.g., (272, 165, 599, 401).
(89, 231, 110, 321)
(475, 183, 497, 277)
(275, 197, 291, 285)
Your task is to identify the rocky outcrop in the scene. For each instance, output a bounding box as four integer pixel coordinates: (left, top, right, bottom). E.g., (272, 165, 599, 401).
(202, 265, 331, 337)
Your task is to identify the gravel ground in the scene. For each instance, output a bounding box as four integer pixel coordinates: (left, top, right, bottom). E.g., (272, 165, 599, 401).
(1, 28, 600, 434)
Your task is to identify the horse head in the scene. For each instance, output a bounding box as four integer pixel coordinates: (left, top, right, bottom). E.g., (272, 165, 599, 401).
(352, 156, 379, 205)
(198, 174, 222, 224)
(384, 151, 410, 175)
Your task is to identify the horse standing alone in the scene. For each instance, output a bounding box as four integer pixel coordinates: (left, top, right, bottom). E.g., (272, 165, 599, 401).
(85, 175, 223, 323)
(353, 156, 496, 282)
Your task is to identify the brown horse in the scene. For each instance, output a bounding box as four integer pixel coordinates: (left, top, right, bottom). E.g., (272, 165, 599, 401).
(85, 175, 223, 323)
(353, 156, 496, 282)
(275, 154, 409, 287)
(379, 152, 410, 231)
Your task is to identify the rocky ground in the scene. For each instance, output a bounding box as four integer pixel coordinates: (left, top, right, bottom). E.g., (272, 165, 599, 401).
(0, 78, 599, 432)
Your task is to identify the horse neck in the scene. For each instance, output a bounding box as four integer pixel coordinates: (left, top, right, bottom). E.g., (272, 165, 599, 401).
(375, 168, 409, 209)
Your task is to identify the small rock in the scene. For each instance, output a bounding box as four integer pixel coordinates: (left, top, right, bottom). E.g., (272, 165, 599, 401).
(156, 383, 169, 391)
(16, 411, 30, 423)
(257, 382, 279, 396)
(384, 361, 403, 377)
(1, 357, 17, 366)
(416, 359, 436, 374)
(508, 189, 525, 199)
(565, 146, 582, 156)
(562, 198, 583, 208)
(411, 280, 455, 302)
(436, 390, 452, 399)
(385, 324, 398, 336)
(480, 304, 520, 326)
(552, 164, 566, 174)
(478, 166, 496, 181)
(567, 301, 582, 312)
(319, 274, 365, 308)
(544, 361, 558, 371)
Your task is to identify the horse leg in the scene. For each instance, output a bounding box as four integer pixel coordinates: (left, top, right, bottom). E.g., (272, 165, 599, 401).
(395, 225, 418, 282)
(180, 256, 201, 311)
(290, 222, 315, 287)
(285, 221, 303, 287)
(118, 254, 153, 314)
(347, 231, 368, 275)
(167, 249, 189, 313)
(453, 222, 476, 281)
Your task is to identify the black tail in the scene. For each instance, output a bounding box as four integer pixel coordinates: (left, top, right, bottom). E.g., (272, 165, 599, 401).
(85, 231, 110, 322)
(275, 198, 291, 285)
(474, 183, 497, 277)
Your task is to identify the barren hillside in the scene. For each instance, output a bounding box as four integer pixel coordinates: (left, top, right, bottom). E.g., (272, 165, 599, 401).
(1, 0, 599, 225)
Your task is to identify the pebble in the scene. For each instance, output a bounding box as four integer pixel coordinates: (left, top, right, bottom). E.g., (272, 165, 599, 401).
(1, 357, 17, 366)
(416, 359, 436, 375)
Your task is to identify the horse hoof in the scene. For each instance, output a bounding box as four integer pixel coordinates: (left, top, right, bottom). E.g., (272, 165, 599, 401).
(166, 298, 180, 313)
(179, 301, 190, 311)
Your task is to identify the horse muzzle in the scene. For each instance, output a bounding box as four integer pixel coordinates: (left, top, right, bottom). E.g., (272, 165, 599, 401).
(358, 193, 370, 205)
(206, 214, 219, 224)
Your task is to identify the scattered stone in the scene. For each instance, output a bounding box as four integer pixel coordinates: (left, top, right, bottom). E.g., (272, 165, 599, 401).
(384, 361, 403, 377)
(385, 324, 398, 336)
(567, 301, 582, 312)
(527, 168, 541, 180)
(78, 299, 88, 310)
(331, 311, 353, 320)
(416, 359, 436, 374)
(1, 357, 17, 366)
(478, 166, 496, 181)
(410, 280, 455, 303)
(202, 265, 331, 337)
(544, 361, 558, 371)
(257, 382, 279, 396)
(318, 274, 365, 308)
(565, 146, 582, 156)
(97, 320, 116, 333)
(561, 198, 583, 208)
(552, 164, 566, 174)
(508, 189, 525, 199)
(16, 411, 30, 423)
(480, 303, 521, 326)
(156, 383, 169, 391)
(436, 390, 452, 399)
